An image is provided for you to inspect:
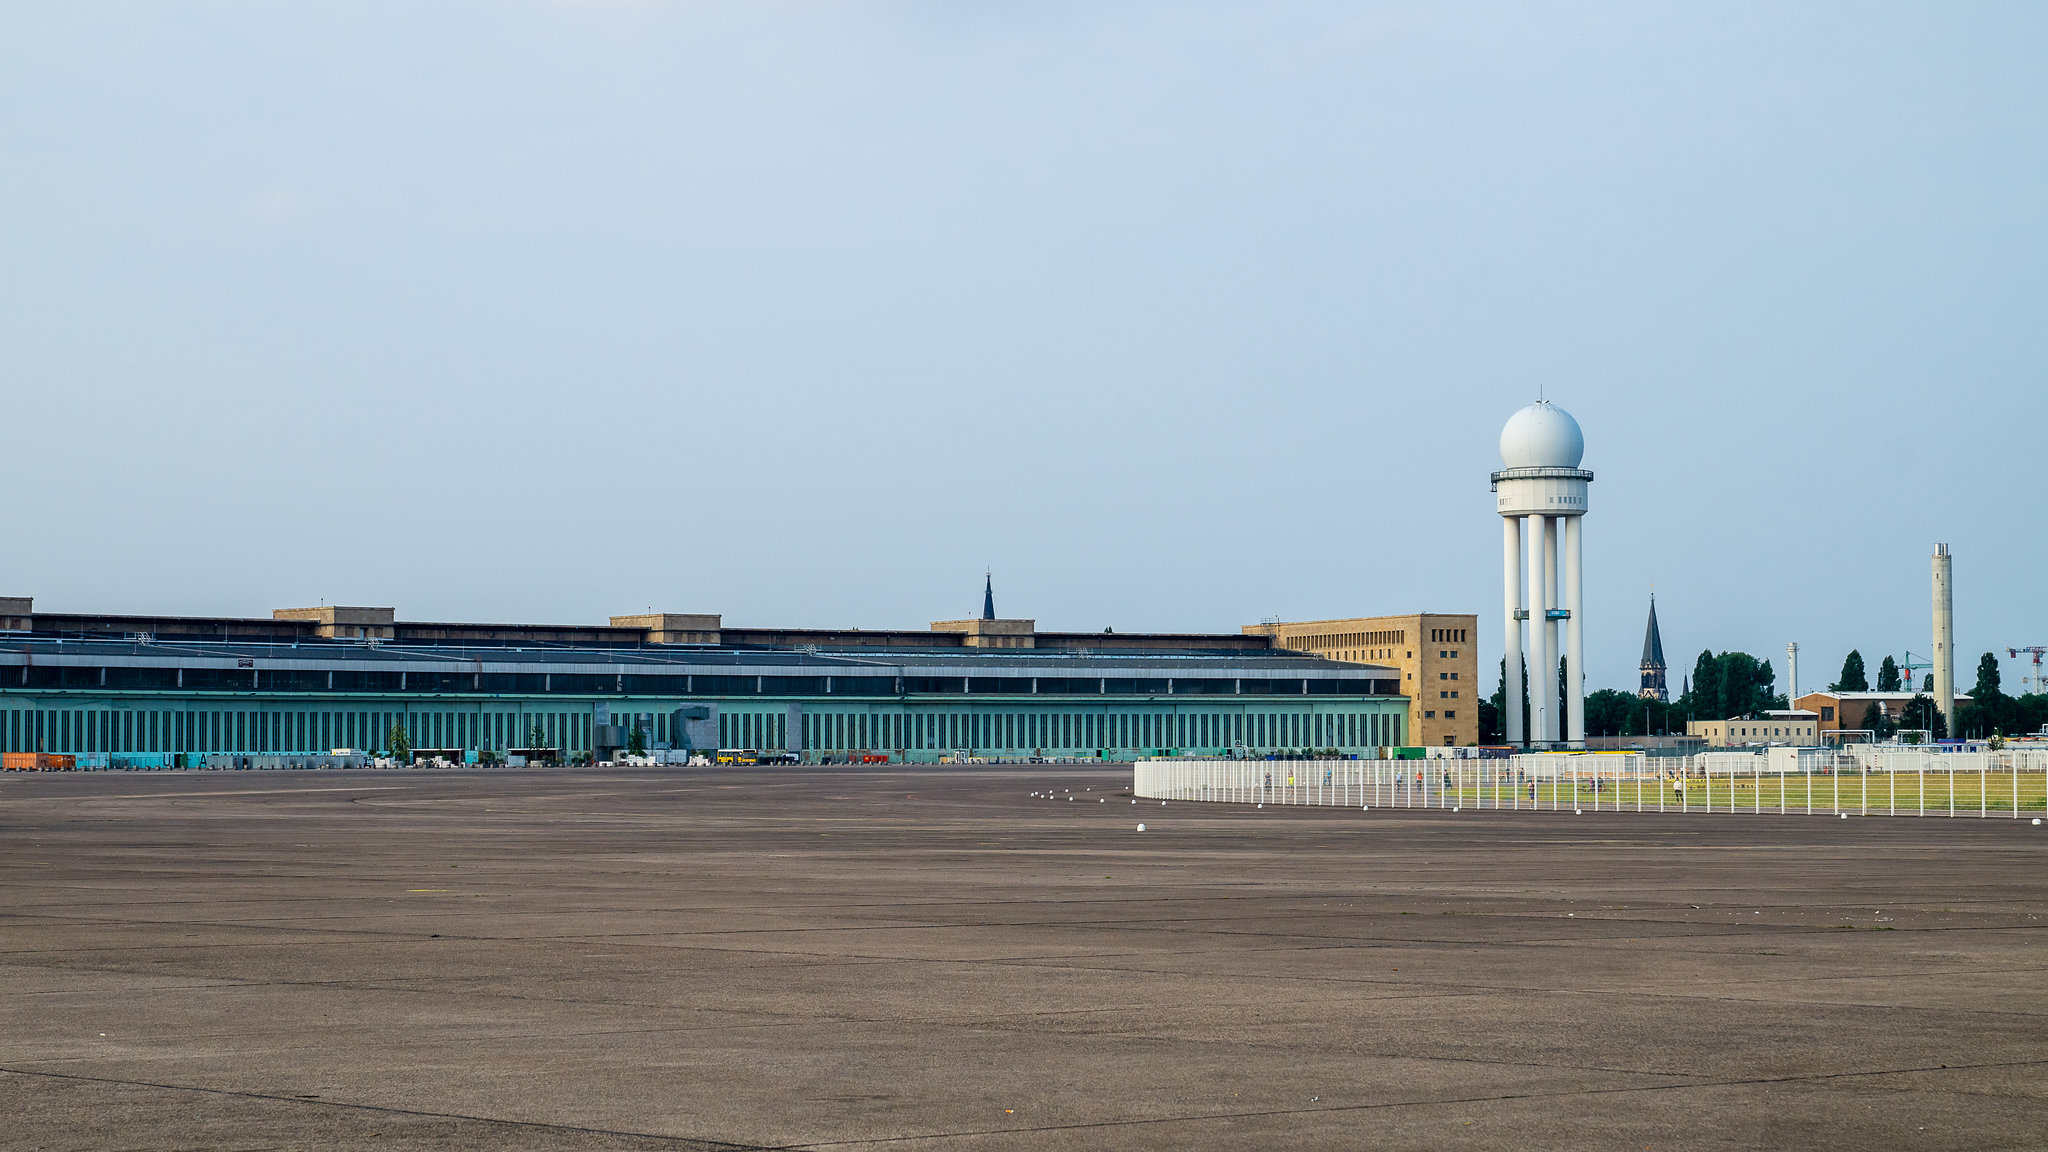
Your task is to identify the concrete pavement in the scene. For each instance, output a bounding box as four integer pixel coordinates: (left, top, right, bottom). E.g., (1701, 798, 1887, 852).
(2, 765, 2044, 1149)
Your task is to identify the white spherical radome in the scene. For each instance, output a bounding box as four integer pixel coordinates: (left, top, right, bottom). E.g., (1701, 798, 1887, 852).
(1498, 401, 1585, 469)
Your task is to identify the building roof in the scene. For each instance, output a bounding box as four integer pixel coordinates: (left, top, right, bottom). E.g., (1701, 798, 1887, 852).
(3, 600, 1280, 655)
(1797, 690, 1973, 702)
(0, 634, 1389, 682)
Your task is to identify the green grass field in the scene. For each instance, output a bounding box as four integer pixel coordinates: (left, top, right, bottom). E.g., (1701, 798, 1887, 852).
(1179, 767, 2048, 816)
(1426, 775, 2048, 814)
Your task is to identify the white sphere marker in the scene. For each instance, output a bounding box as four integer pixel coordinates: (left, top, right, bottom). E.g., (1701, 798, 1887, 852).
(1136, 823, 1146, 832)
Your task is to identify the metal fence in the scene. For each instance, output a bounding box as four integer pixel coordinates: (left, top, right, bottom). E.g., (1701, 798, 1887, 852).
(1134, 750, 2048, 819)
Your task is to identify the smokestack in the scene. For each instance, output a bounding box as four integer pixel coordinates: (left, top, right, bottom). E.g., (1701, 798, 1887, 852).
(1787, 642, 1799, 705)
(1932, 544, 1955, 736)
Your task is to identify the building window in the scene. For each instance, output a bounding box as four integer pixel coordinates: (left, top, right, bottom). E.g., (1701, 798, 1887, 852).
(1445, 711, 1455, 719)
(1424, 710, 1436, 719)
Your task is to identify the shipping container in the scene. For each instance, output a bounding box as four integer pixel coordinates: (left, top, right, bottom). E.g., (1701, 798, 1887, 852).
(2, 753, 76, 770)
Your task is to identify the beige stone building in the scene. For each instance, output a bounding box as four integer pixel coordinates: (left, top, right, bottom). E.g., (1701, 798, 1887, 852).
(1687, 711, 1821, 747)
(1245, 613, 1479, 747)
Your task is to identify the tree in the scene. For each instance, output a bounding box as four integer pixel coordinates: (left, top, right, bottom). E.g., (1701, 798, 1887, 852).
(1478, 697, 1502, 745)
(1665, 651, 1781, 721)
(627, 721, 647, 757)
(1832, 650, 1869, 692)
(1690, 651, 1721, 718)
(2015, 693, 2048, 737)
(387, 722, 412, 762)
(1717, 652, 1777, 719)
(528, 721, 547, 749)
(1973, 652, 2003, 699)
(1584, 689, 1639, 737)
(1958, 652, 2012, 738)
(1899, 693, 1948, 739)
(1859, 701, 1893, 740)
(1877, 655, 1902, 692)
(1487, 656, 1529, 745)
(1923, 673, 1933, 692)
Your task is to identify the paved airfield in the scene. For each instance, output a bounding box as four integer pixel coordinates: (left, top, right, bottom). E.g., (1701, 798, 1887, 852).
(2, 766, 2045, 1150)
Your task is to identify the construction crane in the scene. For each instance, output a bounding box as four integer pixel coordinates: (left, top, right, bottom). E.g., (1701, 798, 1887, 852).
(1898, 651, 1935, 693)
(2007, 647, 2048, 696)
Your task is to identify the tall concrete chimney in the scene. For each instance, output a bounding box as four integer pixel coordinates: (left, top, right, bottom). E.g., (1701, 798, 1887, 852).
(1786, 642, 1799, 705)
(1932, 544, 1955, 735)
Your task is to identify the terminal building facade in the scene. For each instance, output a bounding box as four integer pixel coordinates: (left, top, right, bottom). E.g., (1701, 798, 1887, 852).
(1244, 614, 1479, 748)
(0, 596, 1416, 763)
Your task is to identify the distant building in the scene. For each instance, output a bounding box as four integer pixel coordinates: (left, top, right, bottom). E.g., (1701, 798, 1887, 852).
(0, 589, 1408, 763)
(1794, 690, 1972, 735)
(1638, 597, 1668, 702)
(1583, 734, 1704, 752)
(1247, 613, 1477, 747)
(1688, 711, 1821, 747)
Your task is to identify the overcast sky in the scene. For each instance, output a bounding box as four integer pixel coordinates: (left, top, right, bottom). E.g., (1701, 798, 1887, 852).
(3, 2, 2042, 695)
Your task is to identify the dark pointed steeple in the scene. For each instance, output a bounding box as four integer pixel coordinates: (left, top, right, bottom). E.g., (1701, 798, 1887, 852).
(981, 572, 995, 621)
(1638, 596, 1668, 702)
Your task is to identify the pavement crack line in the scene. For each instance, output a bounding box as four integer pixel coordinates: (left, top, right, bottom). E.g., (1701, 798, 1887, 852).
(762, 1056, 2048, 1148)
(0, 1066, 769, 1151)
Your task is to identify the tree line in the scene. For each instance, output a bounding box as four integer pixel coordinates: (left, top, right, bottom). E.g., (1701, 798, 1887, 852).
(1477, 647, 2047, 743)
(1818, 648, 2043, 740)
(1479, 649, 1779, 741)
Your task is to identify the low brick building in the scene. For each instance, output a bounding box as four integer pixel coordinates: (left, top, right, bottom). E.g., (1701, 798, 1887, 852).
(1793, 691, 1972, 734)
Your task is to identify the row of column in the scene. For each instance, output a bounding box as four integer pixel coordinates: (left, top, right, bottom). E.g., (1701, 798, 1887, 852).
(1502, 513, 1584, 745)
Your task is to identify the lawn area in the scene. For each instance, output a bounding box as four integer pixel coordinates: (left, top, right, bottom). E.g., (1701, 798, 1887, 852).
(1441, 773, 2048, 815)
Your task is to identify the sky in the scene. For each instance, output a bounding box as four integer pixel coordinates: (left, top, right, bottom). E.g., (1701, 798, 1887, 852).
(2, 2, 2042, 697)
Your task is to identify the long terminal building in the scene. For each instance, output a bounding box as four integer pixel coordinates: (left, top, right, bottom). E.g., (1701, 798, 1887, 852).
(0, 594, 1435, 763)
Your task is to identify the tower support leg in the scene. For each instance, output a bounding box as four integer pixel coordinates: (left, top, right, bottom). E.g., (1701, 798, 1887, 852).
(1525, 513, 1550, 745)
(1503, 516, 1524, 746)
(1564, 515, 1585, 746)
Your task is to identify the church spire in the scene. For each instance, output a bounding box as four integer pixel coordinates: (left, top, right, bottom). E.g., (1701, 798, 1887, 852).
(1638, 595, 1668, 702)
(981, 572, 995, 621)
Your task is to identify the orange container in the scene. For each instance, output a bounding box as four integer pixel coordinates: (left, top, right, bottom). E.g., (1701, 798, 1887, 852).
(2, 752, 75, 770)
